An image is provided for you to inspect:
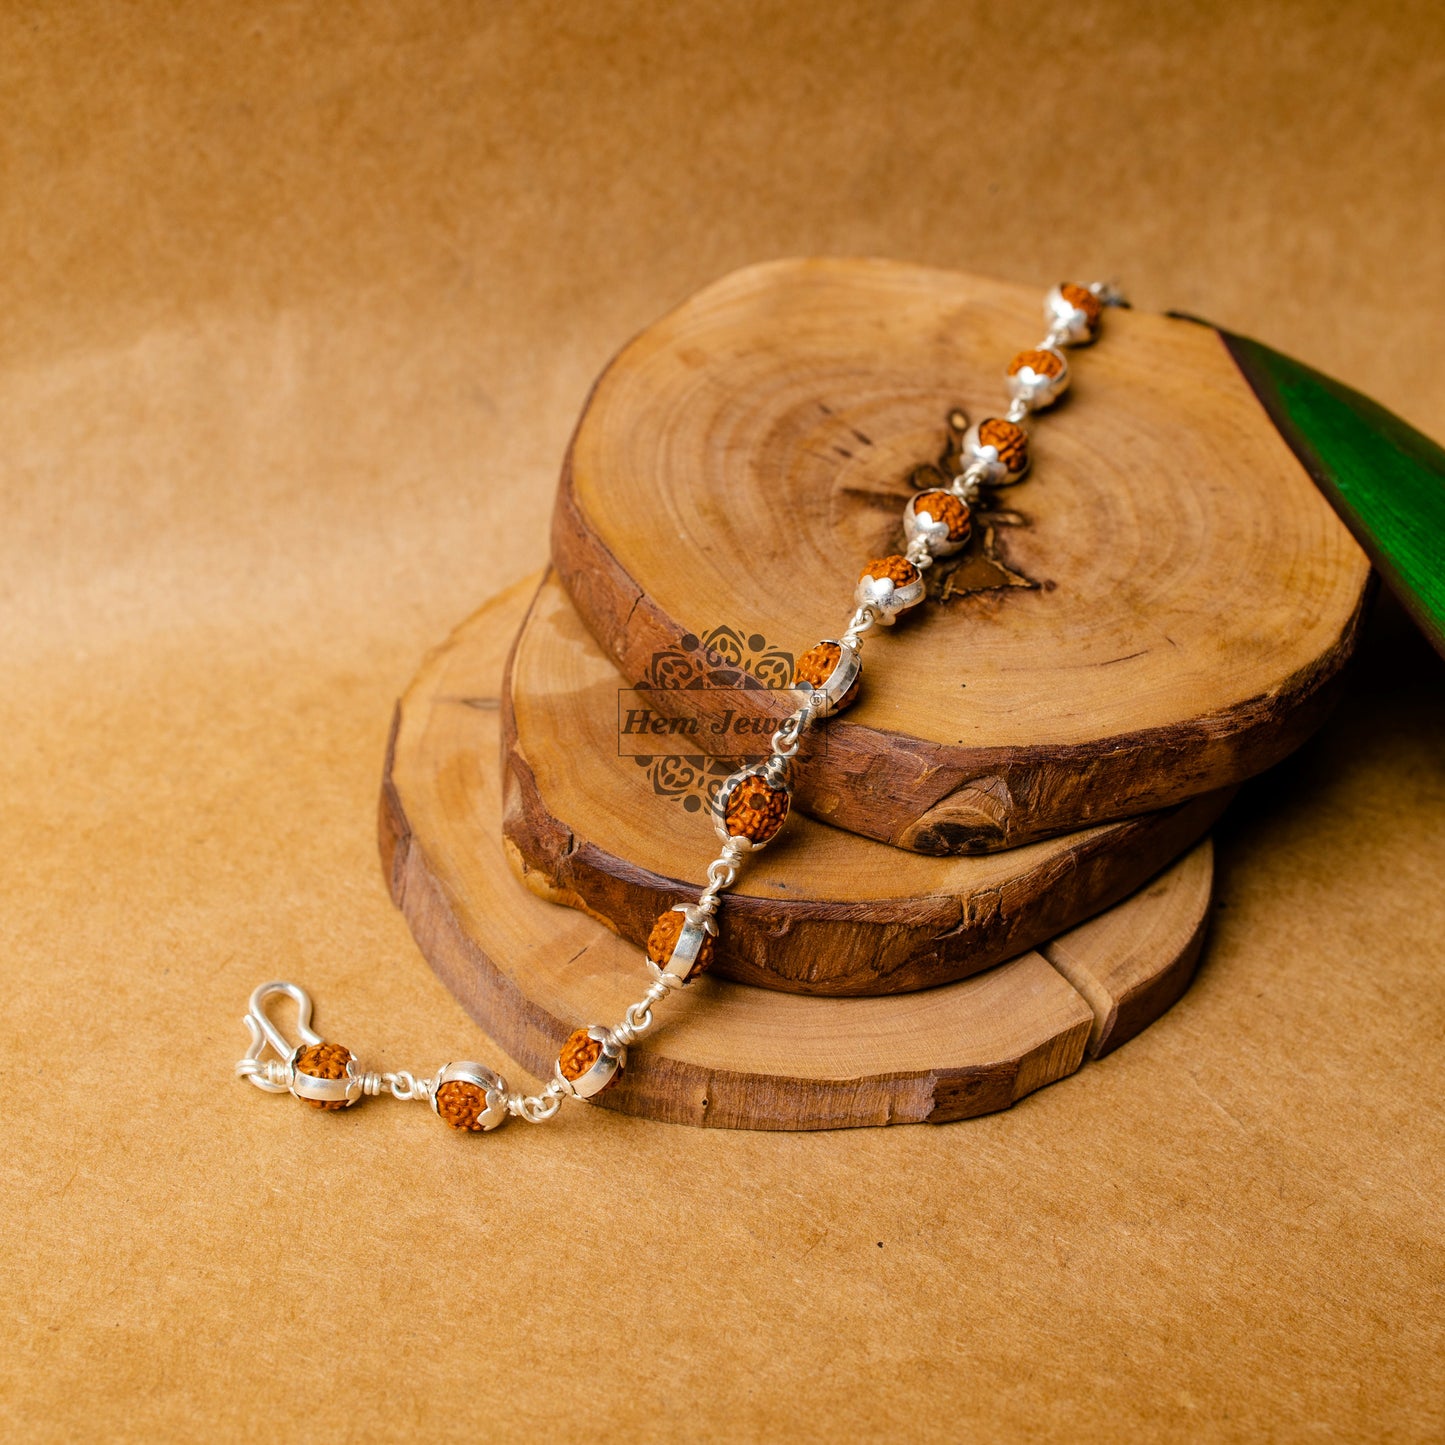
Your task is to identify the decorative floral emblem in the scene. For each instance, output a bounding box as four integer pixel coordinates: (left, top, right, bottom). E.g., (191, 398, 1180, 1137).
(629, 628, 793, 811)
(642, 626, 794, 692)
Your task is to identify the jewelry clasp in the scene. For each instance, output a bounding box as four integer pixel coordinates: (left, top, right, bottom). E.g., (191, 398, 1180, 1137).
(238, 980, 322, 1091)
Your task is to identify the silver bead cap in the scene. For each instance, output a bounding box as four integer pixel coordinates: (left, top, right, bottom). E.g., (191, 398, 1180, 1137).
(793, 639, 861, 720)
(903, 491, 969, 557)
(555, 1025, 626, 1101)
(711, 763, 789, 848)
(431, 1060, 510, 1130)
(1005, 347, 1070, 410)
(854, 566, 925, 625)
(961, 420, 1030, 487)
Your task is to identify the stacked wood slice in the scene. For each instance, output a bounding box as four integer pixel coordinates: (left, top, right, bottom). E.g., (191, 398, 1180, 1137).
(381, 261, 1371, 1130)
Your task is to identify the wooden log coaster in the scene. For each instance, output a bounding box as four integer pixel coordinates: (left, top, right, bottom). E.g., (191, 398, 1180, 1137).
(1039, 839, 1213, 1059)
(380, 574, 1216, 1130)
(551, 258, 1371, 854)
(502, 569, 1229, 996)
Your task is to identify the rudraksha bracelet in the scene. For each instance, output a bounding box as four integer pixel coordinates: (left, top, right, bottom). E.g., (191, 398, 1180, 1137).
(236, 281, 1124, 1132)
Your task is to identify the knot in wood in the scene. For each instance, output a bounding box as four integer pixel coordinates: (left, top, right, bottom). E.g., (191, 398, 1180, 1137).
(912, 490, 971, 541)
(977, 417, 1029, 470)
(1008, 347, 1065, 379)
(647, 908, 715, 978)
(859, 555, 920, 589)
(293, 1041, 353, 1111)
(724, 774, 790, 843)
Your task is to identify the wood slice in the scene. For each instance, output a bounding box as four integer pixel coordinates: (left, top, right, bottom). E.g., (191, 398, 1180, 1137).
(551, 258, 1371, 854)
(502, 569, 1229, 996)
(1040, 838, 1213, 1058)
(380, 573, 1215, 1130)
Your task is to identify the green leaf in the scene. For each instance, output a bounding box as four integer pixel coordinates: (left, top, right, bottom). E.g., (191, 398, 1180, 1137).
(1220, 330, 1445, 658)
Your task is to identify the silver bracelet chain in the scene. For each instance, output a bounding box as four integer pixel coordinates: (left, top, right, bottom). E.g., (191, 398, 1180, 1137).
(234, 281, 1124, 1134)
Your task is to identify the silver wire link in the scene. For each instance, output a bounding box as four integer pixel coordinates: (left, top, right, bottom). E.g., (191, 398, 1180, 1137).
(769, 706, 809, 759)
(508, 1082, 565, 1124)
(698, 834, 750, 910)
(905, 537, 935, 568)
(235, 1056, 293, 1090)
(614, 977, 670, 1046)
(951, 464, 988, 506)
(841, 605, 878, 649)
(370, 1070, 434, 1102)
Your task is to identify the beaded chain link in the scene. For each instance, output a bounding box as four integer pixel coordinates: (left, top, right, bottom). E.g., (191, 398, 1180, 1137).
(235, 281, 1124, 1133)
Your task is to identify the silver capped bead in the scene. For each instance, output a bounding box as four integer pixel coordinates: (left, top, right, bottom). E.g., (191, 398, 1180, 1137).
(903, 490, 972, 557)
(1044, 284, 1102, 346)
(555, 1025, 625, 1101)
(792, 639, 861, 720)
(1005, 346, 1070, 411)
(430, 1060, 510, 1131)
(290, 1044, 365, 1108)
(712, 764, 790, 848)
(960, 417, 1031, 487)
(854, 559, 925, 625)
(655, 904, 717, 985)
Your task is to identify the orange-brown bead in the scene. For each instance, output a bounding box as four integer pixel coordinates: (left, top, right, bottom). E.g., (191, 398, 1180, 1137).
(859, 555, 920, 588)
(793, 642, 861, 711)
(435, 1080, 490, 1131)
(911, 490, 971, 542)
(724, 774, 790, 844)
(293, 1041, 353, 1111)
(1060, 282, 1102, 330)
(647, 908, 715, 979)
(559, 1027, 605, 1082)
(1007, 347, 1065, 379)
(794, 641, 841, 689)
(977, 417, 1029, 472)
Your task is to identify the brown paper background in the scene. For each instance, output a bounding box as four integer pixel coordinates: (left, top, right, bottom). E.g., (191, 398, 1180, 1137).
(3, 3, 1443, 1439)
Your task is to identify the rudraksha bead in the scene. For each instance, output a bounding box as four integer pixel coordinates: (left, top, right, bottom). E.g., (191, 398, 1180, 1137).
(855, 554, 926, 622)
(435, 1080, 490, 1131)
(1045, 283, 1105, 345)
(723, 774, 790, 844)
(793, 641, 861, 712)
(978, 418, 1029, 471)
(559, 1027, 603, 1081)
(647, 908, 715, 980)
(1005, 346, 1070, 409)
(860, 554, 920, 588)
(1059, 283, 1102, 330)
(911, 490, 971, 541)
(903, 490, 970, 558)
(1008, 347, 1064, 379)
(961, 416, 1030, 486)
(293, 1041, 353, 1111)
(557, 1026, 623, 1099)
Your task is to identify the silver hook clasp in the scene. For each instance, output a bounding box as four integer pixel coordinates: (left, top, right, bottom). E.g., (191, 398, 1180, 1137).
(239, 980, 322, 1092)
